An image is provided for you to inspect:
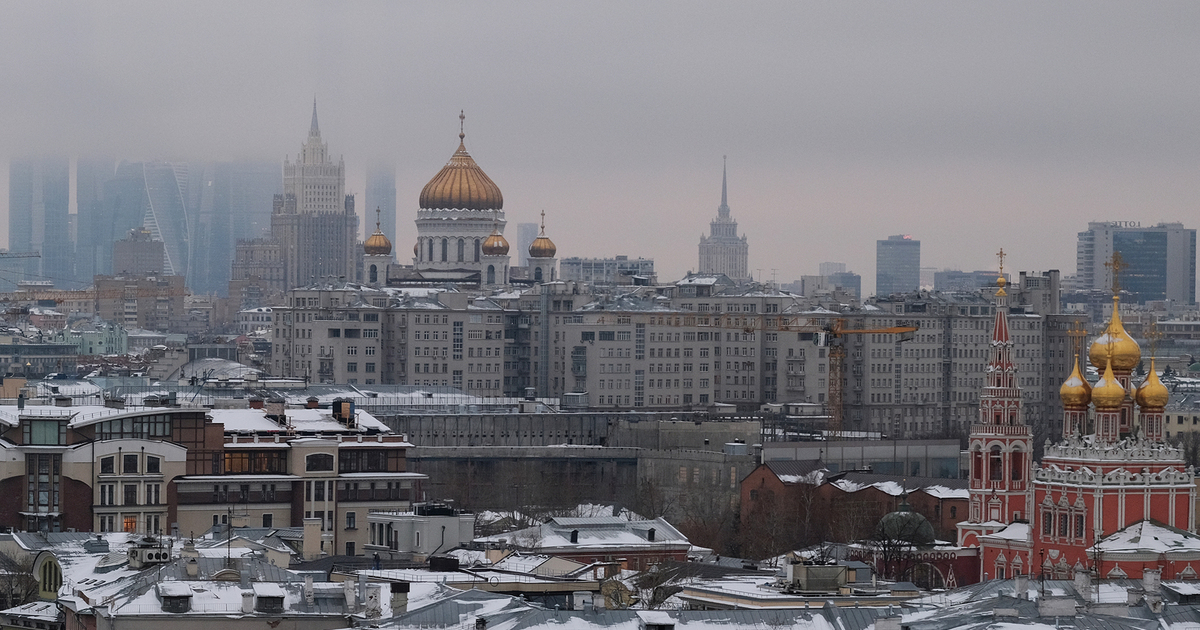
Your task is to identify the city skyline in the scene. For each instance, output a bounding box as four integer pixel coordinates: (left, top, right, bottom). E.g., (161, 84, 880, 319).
(1, 3, 1199, 292)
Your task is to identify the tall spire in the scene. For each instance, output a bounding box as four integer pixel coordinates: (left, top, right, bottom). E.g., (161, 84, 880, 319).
(310, 97, 320, 138)
(718, 156, 730, 218)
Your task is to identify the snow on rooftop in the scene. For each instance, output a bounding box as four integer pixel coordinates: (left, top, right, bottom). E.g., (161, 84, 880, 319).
(923, 485, 969, 500)
(1096, 520, 1200, 554)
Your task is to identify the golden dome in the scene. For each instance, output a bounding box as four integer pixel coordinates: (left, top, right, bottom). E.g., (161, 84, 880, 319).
(482, 227, 509, 256)
(1059, 356, 1092, 408)
(1135, 358, 1170, 408)
(1089, 296, 1141, 372)
(995, 275, 1007, 297)
(364, 212, 392, 256)
(418, 114, 503, 211)
(528, 211, 556, 258)
(1091, 359, 1127, 409)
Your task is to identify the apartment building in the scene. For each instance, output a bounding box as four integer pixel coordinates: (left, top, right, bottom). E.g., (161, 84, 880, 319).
(0, 398, 421, 556)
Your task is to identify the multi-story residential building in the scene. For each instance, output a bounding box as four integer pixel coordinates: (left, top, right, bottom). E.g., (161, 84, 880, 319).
(698, 160, 749, 281)
(0, 398, 421, 557)
(1076, 221, 1196, 304)
(876, 235, 920, 297)
(112, 227, 165, 276)
(93, 274, 186, 332)
(560, 255, 656, 285)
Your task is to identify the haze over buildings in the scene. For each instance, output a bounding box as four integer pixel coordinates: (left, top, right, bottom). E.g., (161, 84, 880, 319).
(3, 3, 1198, 289)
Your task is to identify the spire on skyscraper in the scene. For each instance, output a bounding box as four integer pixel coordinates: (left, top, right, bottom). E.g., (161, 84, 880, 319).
(310, 97, 320, 138)
(718, 155, 729, 218)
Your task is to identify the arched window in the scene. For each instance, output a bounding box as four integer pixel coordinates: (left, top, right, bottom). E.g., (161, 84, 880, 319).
(1011, 449, 1024, 480)
(989, 446, 1003, 481)
(474, 239, 481, 262)
(305, 453, 334, 472)
(369, 265, 378, 284)
(457, 238, 465, 262)
(428, 239, 435, 261)
(487, 265, 496, 285)
(534, 267, 543, 282)
(441, 238, 448, 262)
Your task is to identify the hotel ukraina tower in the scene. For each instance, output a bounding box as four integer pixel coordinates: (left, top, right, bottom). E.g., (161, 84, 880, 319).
(956, 256, 1196, 581)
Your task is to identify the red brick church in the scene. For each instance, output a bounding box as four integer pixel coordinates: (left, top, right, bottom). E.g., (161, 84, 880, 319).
(957, 255, 1198, 582)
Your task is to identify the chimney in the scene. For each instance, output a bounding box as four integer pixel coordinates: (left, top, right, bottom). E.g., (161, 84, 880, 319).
(390, 582, 410, 615)
(365, 584, 382, 619)
(1143, 569, 1161, 594)
(306, 396, 320, 409)
(304, 576, 315, 605)
(241, 591, 254, 614)
(343, 578, 357, 613)
(180, 539, 199, 559)
(239, 559, 250, 588)
(185, 557, 198, 578)
(1076, 571, 1094, 602)
(54, 395, 72, 407)
(1014, 574, 1029, 600)
(248, 396, 264, 410)
(302, 517, 322, 561)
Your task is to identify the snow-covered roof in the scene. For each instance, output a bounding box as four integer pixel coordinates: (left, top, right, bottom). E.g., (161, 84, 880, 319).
(980, 522, 1031, 542)
(1096, 520, 1200, 555)
(208, 406, 391, 433)
(475, 516, 690, 552)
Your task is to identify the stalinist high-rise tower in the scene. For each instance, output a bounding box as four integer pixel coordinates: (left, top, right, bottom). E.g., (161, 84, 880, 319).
(271, 100, 359, 289)
(698, 158, 749, 280)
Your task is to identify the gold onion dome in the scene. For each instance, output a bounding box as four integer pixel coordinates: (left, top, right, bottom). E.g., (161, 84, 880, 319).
(418, 115, 503, 211)
(528, 213, 556, 258)
(1089, 297, 1141, 372)
(1091, 359, 1127, 409)
(1059, 356, 1092, 408)
(364, 225, 392, 256)
(1135, 359, 1170, 408)
(482, 227, 509, 256)
(995, 275, 1007, 297)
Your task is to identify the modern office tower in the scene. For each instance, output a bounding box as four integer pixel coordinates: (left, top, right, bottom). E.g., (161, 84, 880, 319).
(8, 157, 71, 285)
(112, 227, 165, 275)
(140, 162, 192, 280)
(560, 255, 656, 285)
(875, 234, 920, 296)
(271, 101, 359, 289)
(366, 165, 397, 249)
(819, 262, 846, 277)
(75, 158, 114, 284)
(79, 160, 150, 280)
(517, 222, 538, 267)
(698, 159, 749, 280)
(828, 271, 862, 299)
(1076, 221, 1197, 304)
(229, 161, 282, 241)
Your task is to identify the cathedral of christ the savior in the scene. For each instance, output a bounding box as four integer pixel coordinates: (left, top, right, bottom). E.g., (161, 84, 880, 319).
(956, 253, 1198, 582)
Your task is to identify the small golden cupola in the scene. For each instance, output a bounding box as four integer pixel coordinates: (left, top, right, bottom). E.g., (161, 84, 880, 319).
(364, 208, 392, 256)
(482, 224, 509, 256)
(1059, 355, 1092, 408)
(1135, 358, 1170, 408)
(419, 112, 504, 211)
(528, 210, 557, 259)
(1091, 358, 1127, 409)
(1089, 296, 1141, 372)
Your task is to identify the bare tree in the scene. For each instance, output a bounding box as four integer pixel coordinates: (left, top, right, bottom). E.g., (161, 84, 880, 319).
(0, 551, 38, 610)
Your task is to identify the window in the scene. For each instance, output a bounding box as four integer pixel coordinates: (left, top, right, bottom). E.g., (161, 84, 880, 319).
(147, 483, 161, 505)
(123, 484, 137, 506)
(305, 453, 335, 472)
(346, 511, 356, 529)
(346, 362, 358, 372)
(99, 484, 114, 506)
(100, 456, 114, 474)
(146, 456, 160, 474)
(123, 454, 139, 474)
(346, 542, 355, 556)
(263, 513, 273, 528)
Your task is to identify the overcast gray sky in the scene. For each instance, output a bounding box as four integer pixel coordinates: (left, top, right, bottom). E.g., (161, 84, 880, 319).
(2, 1, 1198, 292)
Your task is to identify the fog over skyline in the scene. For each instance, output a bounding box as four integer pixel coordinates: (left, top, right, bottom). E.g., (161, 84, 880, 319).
(2, 1, 1198, 292)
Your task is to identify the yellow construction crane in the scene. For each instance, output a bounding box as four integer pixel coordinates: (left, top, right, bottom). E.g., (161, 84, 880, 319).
(822, 319, 918, 438)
